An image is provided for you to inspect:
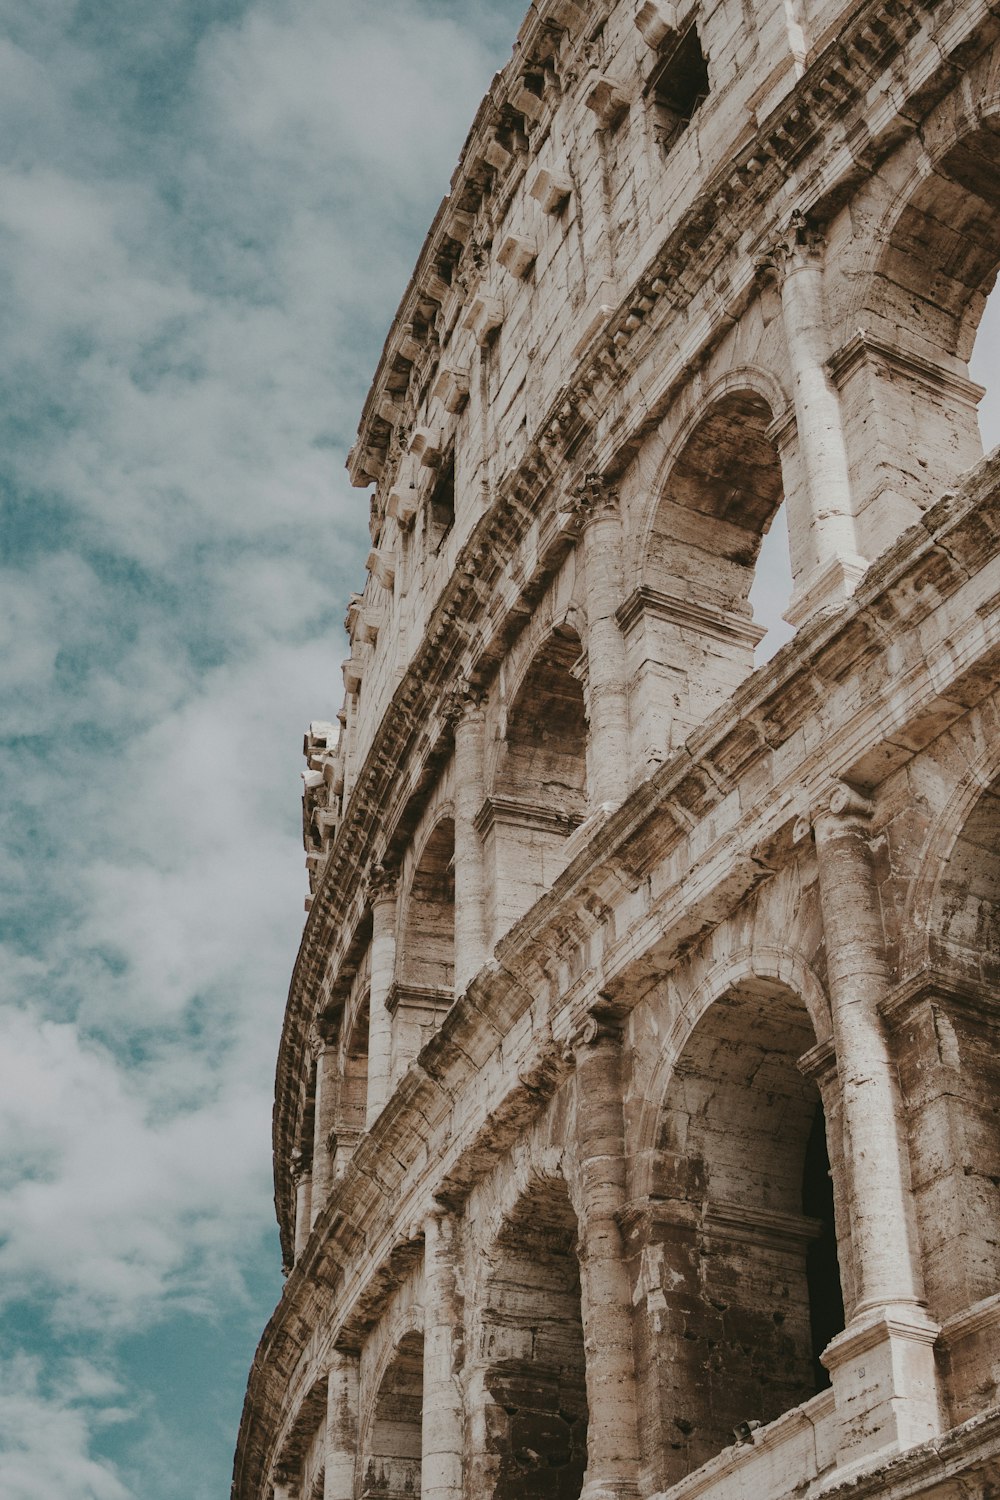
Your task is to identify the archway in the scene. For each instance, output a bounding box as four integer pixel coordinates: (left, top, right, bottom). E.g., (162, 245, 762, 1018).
(646, 979, 844, 1482)
(362, 1330, 424, 1500)
(391, 817, 455, 1083)
(842, 114, 1000, 543)
(482, 626, 587, 944)
(475, 1176, 588, 1500)
(630, 390, 786, 754)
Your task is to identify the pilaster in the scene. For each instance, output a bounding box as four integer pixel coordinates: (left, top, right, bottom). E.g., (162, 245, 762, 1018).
(810, 783, 943, 1464)
(366, 863, 399, 1129)
(323, 1349, 359, 1500)
(566, 475, 630, 811)
(572, 1005, 640, 1500)
(421, 1208, 465, 1500)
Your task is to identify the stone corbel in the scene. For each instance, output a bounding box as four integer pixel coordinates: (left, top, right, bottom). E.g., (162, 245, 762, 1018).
(584, 72, 631, 127)
(635, 0, 678, 48)
(431, 366, 470, 414)
(387, 484, 419, 527)
(497, 231, 537, 280)
(510, 79, 546, 123)
(341, 656, 363, 695)
(528, 166, 572, 214)
(407, 425, 444, 467)
(365, 547, 396, 591)
(461, 291, 504, 345)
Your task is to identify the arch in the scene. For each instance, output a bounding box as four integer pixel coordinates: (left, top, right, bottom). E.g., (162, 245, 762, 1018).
(625, 380, 790, 756)
(640, 974, 844, 1483)
(834, 95, 1000, 540)
(482, 624, 588, 947)
(471, 1170, 588, 1500)
(361, 1327, 425, 1500)
(888, 744, 1000, 1341)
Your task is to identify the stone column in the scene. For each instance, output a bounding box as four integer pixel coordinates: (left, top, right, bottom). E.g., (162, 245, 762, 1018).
(572, 1007, 640, 1500)
(421, 1208, 464, 1500)
(324, 1349, 360, 1500)
(570, 475, 630, 811)
(450, 680, 489, 993)
(759, 213, 866, 625)
(291, 1152, 312, 1263)
(310, 1023, 339, 1226)
(811, 783, 942, 1460)
(366, 864, 398, 1129)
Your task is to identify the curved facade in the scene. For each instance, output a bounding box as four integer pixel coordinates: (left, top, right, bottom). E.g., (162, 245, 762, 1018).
(233, 2, 1000, 1498)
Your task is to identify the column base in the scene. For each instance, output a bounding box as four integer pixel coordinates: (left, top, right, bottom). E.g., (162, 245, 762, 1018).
(821, 1304, 944, 1467)
(580, 1479, 641, 1500)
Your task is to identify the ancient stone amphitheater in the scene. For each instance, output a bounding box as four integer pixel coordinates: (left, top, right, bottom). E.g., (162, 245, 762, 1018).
(233, 1, 1000, 1496)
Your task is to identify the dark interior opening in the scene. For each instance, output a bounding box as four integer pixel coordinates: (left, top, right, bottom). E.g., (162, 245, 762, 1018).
(650, 27, 709, 153)
(428, 452, 455, 551)
(802, 1107, 846, 1388)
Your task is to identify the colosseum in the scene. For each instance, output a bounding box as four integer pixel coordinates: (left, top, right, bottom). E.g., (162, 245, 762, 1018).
(233, 0, 1000, 1496)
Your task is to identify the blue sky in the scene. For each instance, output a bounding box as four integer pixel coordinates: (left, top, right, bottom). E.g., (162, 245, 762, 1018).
(0, 3, 996, 1497)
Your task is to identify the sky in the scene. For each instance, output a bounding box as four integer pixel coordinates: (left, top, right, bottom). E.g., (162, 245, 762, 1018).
(0, 4, 996, 1498)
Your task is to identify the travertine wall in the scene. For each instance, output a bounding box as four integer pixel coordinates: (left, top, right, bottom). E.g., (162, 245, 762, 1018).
(236, 0, 1000, 1496)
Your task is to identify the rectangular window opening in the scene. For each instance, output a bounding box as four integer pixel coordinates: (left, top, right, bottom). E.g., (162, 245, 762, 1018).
(649, 27, 709, 154)
(427, 452, 455, 552)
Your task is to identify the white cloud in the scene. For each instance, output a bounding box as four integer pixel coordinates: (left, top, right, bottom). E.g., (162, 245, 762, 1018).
(0, 1353, 133, 1500)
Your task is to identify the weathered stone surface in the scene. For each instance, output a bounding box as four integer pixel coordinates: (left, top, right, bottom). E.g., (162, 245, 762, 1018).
(234, 0, 1000, 1497)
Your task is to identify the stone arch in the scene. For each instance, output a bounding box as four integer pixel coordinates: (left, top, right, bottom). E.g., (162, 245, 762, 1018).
(361, 1325, 425, 1500)
(469, 1167, 588, 1500)
(391, 813, 456, 1084)
(334, 988, 370, 1173)
(885, 739, 1000, 1348)
(636, 970, 844, 1484)
(481, 623, 588, 947)
(625, 376, 790, 755)
(833, 93, 1000, 536)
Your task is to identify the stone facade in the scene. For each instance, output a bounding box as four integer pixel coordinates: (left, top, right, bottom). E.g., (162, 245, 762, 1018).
(233, 0, 1000, 1497)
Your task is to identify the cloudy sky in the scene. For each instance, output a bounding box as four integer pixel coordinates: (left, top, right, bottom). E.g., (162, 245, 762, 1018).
(0, 3, 996, 1497)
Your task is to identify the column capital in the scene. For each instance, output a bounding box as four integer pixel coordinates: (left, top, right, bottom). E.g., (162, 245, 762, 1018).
(571, 1000, 626, 1054)
(755, 208, 825, 286)
(442, 675, 488, 728)
(367, 861, 398, 904)
(565, 470, 620, 526)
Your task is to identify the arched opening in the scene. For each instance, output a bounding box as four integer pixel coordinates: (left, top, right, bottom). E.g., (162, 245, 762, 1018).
(362, 1330, 424, 1500)
(333, 996, 369, 1177)
(391, 818, 455, 1085)
(481, 627, 588, 944)
(629, 392, 786, 757)
(646, 981, 844, 1482)
(893, 775, 1000, 1346)
(475, 1178, 588, 1500)
(970, 282, 1000, 452)
(843, 116, 1000, 546)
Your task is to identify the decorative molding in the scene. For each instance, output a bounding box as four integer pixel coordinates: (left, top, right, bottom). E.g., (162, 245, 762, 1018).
(616, 585, 764, 648)
(473, 793, 585, 839)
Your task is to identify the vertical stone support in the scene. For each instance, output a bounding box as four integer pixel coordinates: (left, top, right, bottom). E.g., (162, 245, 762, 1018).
(421, 1208, 464, 1500)
(324, 1349, 360, 1500)
(812, 783, 943, 1461)
(310, 1024, 339, 1226)
(570, 475, 630, 810)
(366, 864, 398, 1129)
(291, 1155, 312, 1262)
(759, 214, 866, 625)
(572, 1008, 640, 1500)
(450, 681, 489, 993)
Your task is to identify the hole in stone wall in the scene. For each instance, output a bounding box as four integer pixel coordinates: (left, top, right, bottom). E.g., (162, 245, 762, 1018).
(649, 27, 710, 153)
(428, 452, 455, 552)
(479, 1179, 588, 1500)
(362, 1330, 424, 1500)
